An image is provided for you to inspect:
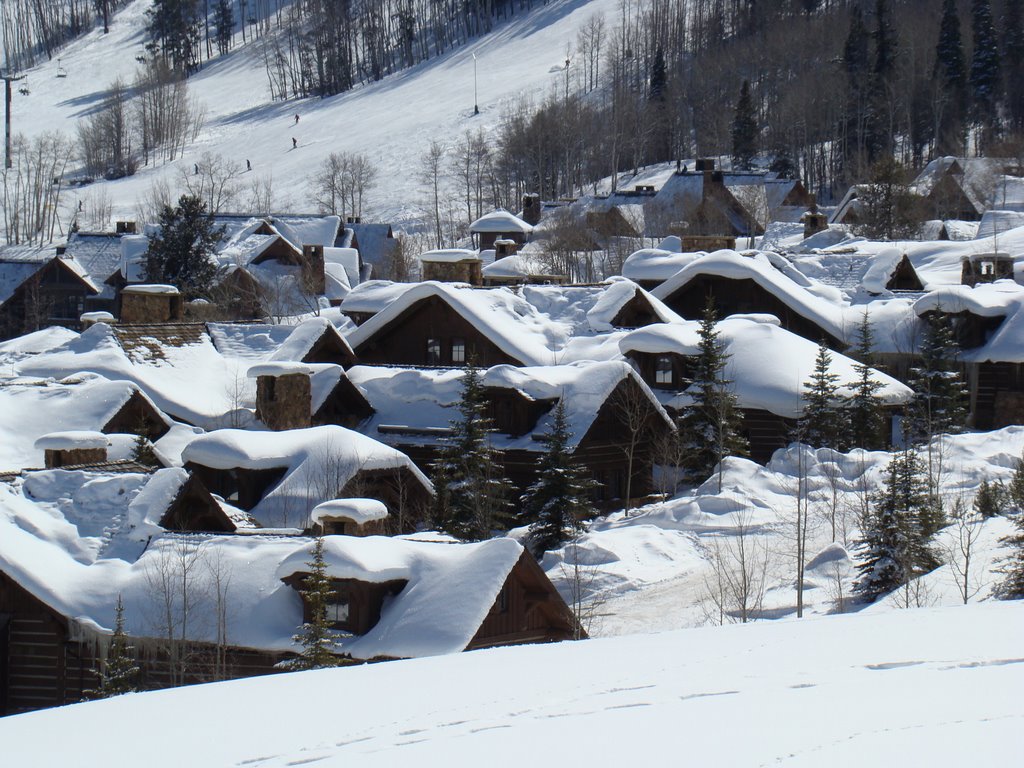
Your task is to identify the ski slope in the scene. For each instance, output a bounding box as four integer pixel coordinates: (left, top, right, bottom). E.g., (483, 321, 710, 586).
(11, 0, 618, 227)
(1, 601, 1020, 767)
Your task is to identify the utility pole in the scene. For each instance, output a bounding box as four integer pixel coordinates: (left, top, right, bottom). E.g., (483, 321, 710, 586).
(2, 73, 24, 170)
(473, 53, 479, 115)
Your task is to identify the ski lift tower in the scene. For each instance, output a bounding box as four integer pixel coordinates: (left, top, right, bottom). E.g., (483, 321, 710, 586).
(1, 72, 25, 169)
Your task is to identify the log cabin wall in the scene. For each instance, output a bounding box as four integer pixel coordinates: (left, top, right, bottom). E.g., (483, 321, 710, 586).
(354, 296, 521, 367)
(974, 362, 1024, 429)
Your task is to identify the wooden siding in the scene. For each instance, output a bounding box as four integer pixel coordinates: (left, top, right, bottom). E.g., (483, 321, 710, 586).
(101, 390, 171, 440)
(0, 258, 96, 341)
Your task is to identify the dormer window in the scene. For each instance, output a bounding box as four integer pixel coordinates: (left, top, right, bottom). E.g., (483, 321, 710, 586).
(327, 596, 350, 626)
(451, 338, 466, 364)
(426, 338, 441, 365)
(655, 355, 674, 386)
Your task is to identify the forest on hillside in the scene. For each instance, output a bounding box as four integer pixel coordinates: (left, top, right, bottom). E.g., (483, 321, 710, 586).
(2, 0, 1021, 209)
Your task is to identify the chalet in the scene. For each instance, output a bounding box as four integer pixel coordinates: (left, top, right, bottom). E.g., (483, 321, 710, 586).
(909, 156, 986, 221)
(0, 249, 100, 340)
(338, 280, 416, 326)
(469, 209, 534, 250)
(348, 360, 676, 506)
(249, 361, 374, 431)
(346, 282, 558, 368)
(342, 221, 398, 279)
(914, 282, 1024, 429)
(0, 374, 172, 471)
(651, 250, 848, 350)
(517, 279, 683, 332)
(0, 468, 576, 714)
(620, 236, 699, 290)
(181, 425, 433, 531)
(619, 319, 913, 460)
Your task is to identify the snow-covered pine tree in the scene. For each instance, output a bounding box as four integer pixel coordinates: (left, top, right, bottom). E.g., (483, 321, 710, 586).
(89, 595, 140, 698)
(731, 79, 758, 170)
(856, 448, 940, 602)
(679, 298, 747, 488)
(970, 0, 1002, 148)
(799, 340, 843, 449)
(431, 364, 513, 540)
(907, 313, 968, 445)
(144, 195, 224, 299)
(214, 0, 234, 56)
(844, 311, 886, 449)
(996, 512, 1024, 598)
(1009, 451, 1024, 510)
(285, 538, 339, 671)
(519, 400, 597, 558)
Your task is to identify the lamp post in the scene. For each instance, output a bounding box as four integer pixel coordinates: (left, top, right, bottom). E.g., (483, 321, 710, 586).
(1, 73, 25, 170)
(473, 53, 479, 116)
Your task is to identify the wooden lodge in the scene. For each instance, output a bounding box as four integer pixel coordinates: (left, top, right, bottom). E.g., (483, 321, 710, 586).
(0, 255, 99, 341)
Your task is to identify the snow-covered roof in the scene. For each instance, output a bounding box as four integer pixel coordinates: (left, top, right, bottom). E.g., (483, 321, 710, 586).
(62, 232, 125, 299)
(0, 472, 520, 659)
(618, 318, 912, 417)
(346, 282, 565, 366)
(122, 283, 179, 295)
(621, 248, 702, 283)
(247, 362, 315, 378)
(914, 280, 1024, 363)
(311, 498, 388, 525)
(269, 316, 353, 363)
(469, 209, 534, 234)
(518, 279, 682, 333)
(181, 425, 431, 527)
(324, 246, 361, 288)
(651, 250, 848, 342)
(0, 373, 170, 470)
(481, 252, 549, 278)
(419, 248, 479, 263)
(33, 431, 109, 451)
(339, 280, 416, 315)
(0, 259, 47, 305)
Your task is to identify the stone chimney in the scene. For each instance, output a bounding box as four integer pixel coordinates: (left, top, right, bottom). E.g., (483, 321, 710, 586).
(36, 431, 108, 468)
(801, 198, 828, 239)
(80, 311, 115, 330)
(120, 285, 184, 323)
(962, 253, 1014, 287)
(522, 194, 541, 226)
(494, 238, 519, 260)
(116, 221, 138, 235)
(302, 244, 326, 295)
(250, 363, 314, 431)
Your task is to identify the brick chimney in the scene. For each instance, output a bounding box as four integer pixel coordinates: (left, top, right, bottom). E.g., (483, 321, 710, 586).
(250, 363, 314, 431)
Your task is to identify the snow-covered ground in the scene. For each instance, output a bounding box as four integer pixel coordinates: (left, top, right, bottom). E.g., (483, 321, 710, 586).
(1, 600, 1020, 767)
(12, 0, 620, 228)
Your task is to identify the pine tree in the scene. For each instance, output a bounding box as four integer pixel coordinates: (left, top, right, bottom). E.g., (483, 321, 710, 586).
(1009, 451, 1024, 510)
(866, 0, 898, 161)
(285, 538, 339, 671)
(799, 340, 843, 449)
(519, 400, 597, 558)
(679, 298, 748, 487)
(842, 5, 871, 175)
(1004, 0, 1024, 132)
(144, 195, 224, 299)
(855, 449, 938, 602)
(844, 311, 886, 449)
(907, 313, 968, 445)
(146, 0, 202, 74)
(214, 0, 234, 56)
(974, 479, 1008, 518)
(89, 595, 139, 698)
(934, 0, 968, 155)
(996, 512, 1024, 598)
(970, 0, 1002, 148)
(648, 46, 667, 102)
(432, 364, 513, 540)
(731, 79, 758, 170)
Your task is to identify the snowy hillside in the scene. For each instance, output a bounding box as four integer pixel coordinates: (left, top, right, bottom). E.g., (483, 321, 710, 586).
(12, 0, 617, 227)
(1, 601, 1020, 767)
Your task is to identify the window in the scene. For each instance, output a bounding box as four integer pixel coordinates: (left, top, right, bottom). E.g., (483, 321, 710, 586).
(426, 338, 441, 365)
(327, 597, 350, 625)
(451, 337, 466, 364)
(655, 355, 674, 386)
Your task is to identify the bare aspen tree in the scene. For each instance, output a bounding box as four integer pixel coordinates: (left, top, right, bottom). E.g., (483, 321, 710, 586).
(559, 535, 607, 639)
(180, 152, 243, 213)
(700, 507, 770, 624)
(204, 546, 233, 681)
(420, 141, 447, 249)
(0, 132, 73, 245)
(145, 536, 207, 686)
(946, 498, 983, 605)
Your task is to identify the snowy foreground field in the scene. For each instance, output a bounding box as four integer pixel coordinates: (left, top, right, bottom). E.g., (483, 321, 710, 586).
(1, 602, 1020, 767)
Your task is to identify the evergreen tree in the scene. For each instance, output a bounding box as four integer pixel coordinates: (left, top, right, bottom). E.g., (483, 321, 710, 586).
(974, 478, 1008, 518)
(285, 538, 339, 671)
(131, 432, 159, 466)
(906, 313, 968, 445)
(855, 449, 938, 602)
(519, 400, 597, 558)
(731, 79, 758, 170)
(934, 0, 968, 155)
(89, 595, 140, 698)
(844, 311, 886, 449)
(648, 46, 667, 102)
(1004, 0, 1024, 132)
(866, 0, 898, 161)
(214, 0, 234, 56)
(144, 195, 224, 299)
(970, 0, 1002, 148)
(996, 512, 1024, 598)
(1009, 451, 1024, 510)
(798, 340, 843, 449)
(679, 298, 748, 486)
(842, 5, 871, 175)
(146, 0, 202, 74)
(432, 364, 513, 540)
